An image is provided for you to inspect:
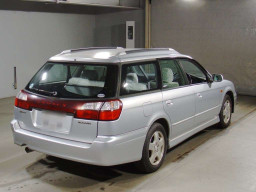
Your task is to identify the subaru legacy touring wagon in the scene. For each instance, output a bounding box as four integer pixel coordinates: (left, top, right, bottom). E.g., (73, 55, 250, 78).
(11, 47, 236, 173)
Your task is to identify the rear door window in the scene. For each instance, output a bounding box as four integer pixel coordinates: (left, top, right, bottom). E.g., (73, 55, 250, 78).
(120, 62, 159, 95)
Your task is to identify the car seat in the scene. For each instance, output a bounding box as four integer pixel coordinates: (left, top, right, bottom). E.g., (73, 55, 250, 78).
(125, 73, 147, 92)
(162, 68, 179, 88)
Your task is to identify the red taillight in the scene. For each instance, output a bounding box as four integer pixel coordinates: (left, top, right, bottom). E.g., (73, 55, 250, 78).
(75, 102, 103, 120)
(99, 100, 122, 121)
(76, 100, 123, 121)
(14, 90, 122, 121)
(76, 110, 99, 120)
(15, 90, 30, 110)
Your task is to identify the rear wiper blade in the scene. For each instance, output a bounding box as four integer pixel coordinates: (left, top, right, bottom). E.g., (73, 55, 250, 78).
(64, 83, 88, 88)
(30, 88, 58, 96)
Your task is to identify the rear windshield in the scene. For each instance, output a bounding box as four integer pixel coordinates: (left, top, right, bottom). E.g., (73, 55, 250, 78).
(26, 62, 118, 99)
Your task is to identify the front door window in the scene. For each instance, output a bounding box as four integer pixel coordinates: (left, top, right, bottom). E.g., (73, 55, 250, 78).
(179, 60, 207, 84)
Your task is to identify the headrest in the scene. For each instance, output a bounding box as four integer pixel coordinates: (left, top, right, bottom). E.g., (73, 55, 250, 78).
(162, 68, 174, 83)
(126, 73, 139, 83)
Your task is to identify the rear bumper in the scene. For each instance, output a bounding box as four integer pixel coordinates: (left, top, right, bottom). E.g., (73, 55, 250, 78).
(11, 120, 146, 166)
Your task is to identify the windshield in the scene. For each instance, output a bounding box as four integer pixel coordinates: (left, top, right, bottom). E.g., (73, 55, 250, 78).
(26, 62, 118, 99)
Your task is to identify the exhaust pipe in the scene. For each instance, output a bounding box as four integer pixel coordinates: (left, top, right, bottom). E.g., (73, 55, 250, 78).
(25, 147, 34, 153)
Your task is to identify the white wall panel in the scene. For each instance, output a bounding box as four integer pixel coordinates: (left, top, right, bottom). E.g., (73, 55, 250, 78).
(0, 10, 95, 99)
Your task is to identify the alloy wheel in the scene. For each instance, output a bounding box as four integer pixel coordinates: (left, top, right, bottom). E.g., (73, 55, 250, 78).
(148, 131, 165, 166)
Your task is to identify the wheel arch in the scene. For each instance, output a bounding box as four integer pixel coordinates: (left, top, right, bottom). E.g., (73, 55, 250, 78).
(225, 90, 235, 113)
(154, 118, 170, 139)
(147, 114, 171, 140)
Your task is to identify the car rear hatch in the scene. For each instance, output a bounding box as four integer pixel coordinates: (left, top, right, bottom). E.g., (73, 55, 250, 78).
(14, 62, 119, 143)
(14, 93, 100, 143)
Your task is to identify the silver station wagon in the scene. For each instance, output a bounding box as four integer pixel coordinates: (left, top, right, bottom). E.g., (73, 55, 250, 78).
(11, 47, 236, 173)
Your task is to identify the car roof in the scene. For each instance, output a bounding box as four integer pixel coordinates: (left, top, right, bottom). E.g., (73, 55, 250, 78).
(49, 47, 192, 64)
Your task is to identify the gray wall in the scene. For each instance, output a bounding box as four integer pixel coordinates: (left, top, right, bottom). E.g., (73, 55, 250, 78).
(95, 9, 145, 48)
(0, 10, 95, 99)
(151, 0, 256, 96)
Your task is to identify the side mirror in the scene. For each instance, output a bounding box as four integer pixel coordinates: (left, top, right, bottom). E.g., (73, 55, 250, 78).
(212, 74, 223, 82)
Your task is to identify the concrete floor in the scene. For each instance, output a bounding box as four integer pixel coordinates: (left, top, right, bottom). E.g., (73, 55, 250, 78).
(0, 96, 256, 192)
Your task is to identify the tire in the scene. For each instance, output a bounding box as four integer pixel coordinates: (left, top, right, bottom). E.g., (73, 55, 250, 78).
(218, 94, 232, 128)
(135, 123, 167, 173)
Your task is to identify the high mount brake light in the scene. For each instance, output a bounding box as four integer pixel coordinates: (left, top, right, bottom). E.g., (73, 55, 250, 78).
(14, 90, 122, 121)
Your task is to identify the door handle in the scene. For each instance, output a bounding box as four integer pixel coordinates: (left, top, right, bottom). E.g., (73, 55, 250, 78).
(197, 93, 203, 98)
(166, 100, 173, 106)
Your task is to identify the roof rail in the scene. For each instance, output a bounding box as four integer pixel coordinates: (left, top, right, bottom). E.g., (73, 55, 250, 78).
(124, 48, 179, 54)
(60, 47, 124, 55)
